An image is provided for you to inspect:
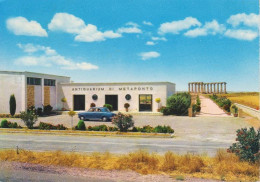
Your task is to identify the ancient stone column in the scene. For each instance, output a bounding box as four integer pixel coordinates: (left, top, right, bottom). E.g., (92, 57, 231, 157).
(213, 83, 216, 93)
(224, 82, 227, 93)
(201, 83, 204, 93)
(217, 83, 219, 93)
(220, 83, 223, 93)
(198, 83, 200, 93)
(207, 83, 209, 93)
(191, 83, 194, 93)
(188, 83, 190, 92)
(210, 84, 212, 93)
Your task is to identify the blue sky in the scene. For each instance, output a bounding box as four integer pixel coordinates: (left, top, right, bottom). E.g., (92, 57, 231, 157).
(0, 0, 259, 91)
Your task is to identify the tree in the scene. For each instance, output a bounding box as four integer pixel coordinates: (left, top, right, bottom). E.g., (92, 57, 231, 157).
(20, 109, 38, 129)
(9, 94, 16, 116)
(68, 110, 76, 129)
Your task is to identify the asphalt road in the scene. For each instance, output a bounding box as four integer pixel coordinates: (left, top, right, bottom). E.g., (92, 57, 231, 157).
(0, 132, 232, 156)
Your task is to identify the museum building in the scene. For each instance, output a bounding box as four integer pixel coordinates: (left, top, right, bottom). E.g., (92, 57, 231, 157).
(0, 71, 176, 113)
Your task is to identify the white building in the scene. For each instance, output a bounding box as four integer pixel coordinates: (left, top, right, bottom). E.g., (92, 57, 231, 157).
(0, 71, 175, 113)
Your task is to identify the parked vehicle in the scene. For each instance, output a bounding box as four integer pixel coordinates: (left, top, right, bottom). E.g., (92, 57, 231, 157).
(78, 107, 116, 122)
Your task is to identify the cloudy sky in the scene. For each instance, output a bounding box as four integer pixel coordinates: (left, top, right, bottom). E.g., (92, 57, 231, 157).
(0, 0, 259, 91)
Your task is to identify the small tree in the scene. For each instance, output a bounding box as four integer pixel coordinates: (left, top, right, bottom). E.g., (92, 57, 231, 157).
(68, 110, 76, 129)
(155, 98, 161, 112)
(20, 109, 38, 129)
(103, 104, 113, 111)
(227, 127, 260, 163)
(112, 112, 134, 132)
(9, 94, 16, 116)
(124, 103, 130, 112)
(76, 120, 86, 130)
(61, 97, 67, 110)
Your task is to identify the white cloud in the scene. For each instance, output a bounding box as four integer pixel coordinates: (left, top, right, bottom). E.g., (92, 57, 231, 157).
(184, 20, 225, 37)
(48, 12, 121, 42)
(6, 17, 47, 37)
(227, 13, 260, 27)
(143, 21, 153, 26)
(15, 43, 98, 70)
(224, 29, 258, 41)
(158, 17, 201, 34)
(146, 41, 156, 46)
(151, 36, 167, 41)
(117, 22, 142, 34)
(139, 51, 160, 60)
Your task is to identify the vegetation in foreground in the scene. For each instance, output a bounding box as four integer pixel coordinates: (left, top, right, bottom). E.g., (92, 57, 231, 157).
(0, 149, 258, 181)
(217, 92, 259, 110)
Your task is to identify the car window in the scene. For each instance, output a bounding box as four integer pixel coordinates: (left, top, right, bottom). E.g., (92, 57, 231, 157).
(103, 108, 110, 112)
(88, 108, 94, 112)
(97, 108, 101, 112)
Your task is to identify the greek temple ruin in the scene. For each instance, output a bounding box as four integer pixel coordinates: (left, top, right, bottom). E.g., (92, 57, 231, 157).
(188, 82, 227, 94)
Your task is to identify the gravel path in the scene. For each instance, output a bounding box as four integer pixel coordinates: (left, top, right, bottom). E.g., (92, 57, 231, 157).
(0, 161, 221, 182)
(198, 95, 229, 117)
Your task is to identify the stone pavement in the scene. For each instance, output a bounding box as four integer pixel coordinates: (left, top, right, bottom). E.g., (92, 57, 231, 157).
(198, 95, 229, 117)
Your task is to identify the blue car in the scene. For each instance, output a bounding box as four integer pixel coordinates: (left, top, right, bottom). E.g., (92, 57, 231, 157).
(78, 107, 116, 122)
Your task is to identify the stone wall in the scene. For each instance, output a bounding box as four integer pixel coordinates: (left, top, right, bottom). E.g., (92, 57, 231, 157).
(235, 103, 260, 120)
(27, 85, 35, 108)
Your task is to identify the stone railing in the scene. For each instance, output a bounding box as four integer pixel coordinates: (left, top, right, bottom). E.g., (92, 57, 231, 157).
(235, 103, 260, 120)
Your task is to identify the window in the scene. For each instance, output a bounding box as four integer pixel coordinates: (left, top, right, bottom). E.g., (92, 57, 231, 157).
(27, 77, 41, 85)
(44, 79, 56, 86)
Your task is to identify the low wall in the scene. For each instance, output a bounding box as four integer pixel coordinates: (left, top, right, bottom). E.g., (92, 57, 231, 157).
(235, 103, 260, 120)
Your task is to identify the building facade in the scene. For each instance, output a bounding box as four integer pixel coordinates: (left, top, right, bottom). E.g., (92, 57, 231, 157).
(0, 71, 175, 113)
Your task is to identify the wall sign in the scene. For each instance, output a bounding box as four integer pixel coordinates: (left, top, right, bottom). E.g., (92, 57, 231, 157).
(92, 94, 98, 100)
(125, 94, 131, 100)
(72, 86, 154, 92)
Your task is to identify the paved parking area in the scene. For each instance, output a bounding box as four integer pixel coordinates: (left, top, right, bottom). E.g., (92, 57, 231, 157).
(2, 114, 250, 143)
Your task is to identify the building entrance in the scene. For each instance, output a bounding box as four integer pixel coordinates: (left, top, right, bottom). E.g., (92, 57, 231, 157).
(73, 95, 85, 111)
(139, 94, 152, 112)
(105, 95, 118, 111)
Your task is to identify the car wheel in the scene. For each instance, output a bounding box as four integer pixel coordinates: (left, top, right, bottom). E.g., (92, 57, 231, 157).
(102, 117, 108, 122)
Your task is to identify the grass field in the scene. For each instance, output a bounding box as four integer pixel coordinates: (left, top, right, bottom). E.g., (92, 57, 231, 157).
(219, 92, 259, 110)
(0, 149, 259, 181)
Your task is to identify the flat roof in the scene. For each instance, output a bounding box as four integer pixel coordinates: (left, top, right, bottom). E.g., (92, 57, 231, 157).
(61, 82, 175, 86)
(0, 70, 70, 78)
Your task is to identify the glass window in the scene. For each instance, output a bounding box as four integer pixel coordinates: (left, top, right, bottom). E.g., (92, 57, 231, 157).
(44, 79, 56, 86)
(27, 77, 41, 85)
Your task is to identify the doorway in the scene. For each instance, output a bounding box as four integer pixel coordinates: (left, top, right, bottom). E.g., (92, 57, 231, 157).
(105, 95, 118, 111)
(73, 95, 85, 111)
(139, 94, 152, 112)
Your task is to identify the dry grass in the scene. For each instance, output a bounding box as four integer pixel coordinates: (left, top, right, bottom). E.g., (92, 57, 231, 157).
(218, 92, 259, 110)
(0, 149, 259, 181)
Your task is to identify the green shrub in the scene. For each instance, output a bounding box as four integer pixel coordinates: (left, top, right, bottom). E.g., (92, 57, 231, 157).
(141, 125, 154, 133)
(76, 120, 86, 130)
(132, 127, 138, 132)
(228, 127, 260, 163)
(1, 119, 8, 128)
(196, 95, 201, 106)
(165, 93, 191, 116)
(160, 107, 172, 115)
(154, 125, 174, 133)
(230, 104, 238, 114)
(20, 109, 38, 129)
(112, 112, 134, 132)
(36, 107, 43, 116)
(9, 94, 16, 116)
(38, 122, 67, 130)
(108, 126, 118, 131)
(103, 104, 113, 111)
(44, 105, 53, 115)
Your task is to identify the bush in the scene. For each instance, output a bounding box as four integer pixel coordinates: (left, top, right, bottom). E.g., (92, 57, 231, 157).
(1, 119, 8, 128)
(228, 127, 260, 163)
(124, 103, 130, 109)
(90, 103, 96, 107)
(141, 125, 154, 133)
(230, 104, 238, 114)
(9, 94, 16, 116)
(160, 106, 172, 115)
(154, 125, 174, 133)
(0, 114, 21, 118)
(112, 112, 134, 132)
(76, 120, 86, 130)
(38, 122, 67, 130)
(196, 95, 201, 106)
(44, 105, 53, 115)
(103, 104, 113, 111)
(20, 109, 38, 129)
(36, 107, 43, 116)
(165, 93, 191, 116)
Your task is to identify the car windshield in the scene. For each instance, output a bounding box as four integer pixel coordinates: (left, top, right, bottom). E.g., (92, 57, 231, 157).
(103, 108, 110, 112)
(88, 108, 95, 112)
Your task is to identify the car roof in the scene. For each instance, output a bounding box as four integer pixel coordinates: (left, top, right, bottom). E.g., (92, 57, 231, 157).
(91, 107, 106, 109)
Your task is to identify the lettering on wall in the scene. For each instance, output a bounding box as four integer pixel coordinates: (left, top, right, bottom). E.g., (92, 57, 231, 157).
(72, 87, 154, 92)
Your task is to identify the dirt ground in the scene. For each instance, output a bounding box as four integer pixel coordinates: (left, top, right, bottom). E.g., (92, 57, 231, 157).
(0, 161, 221, 182)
